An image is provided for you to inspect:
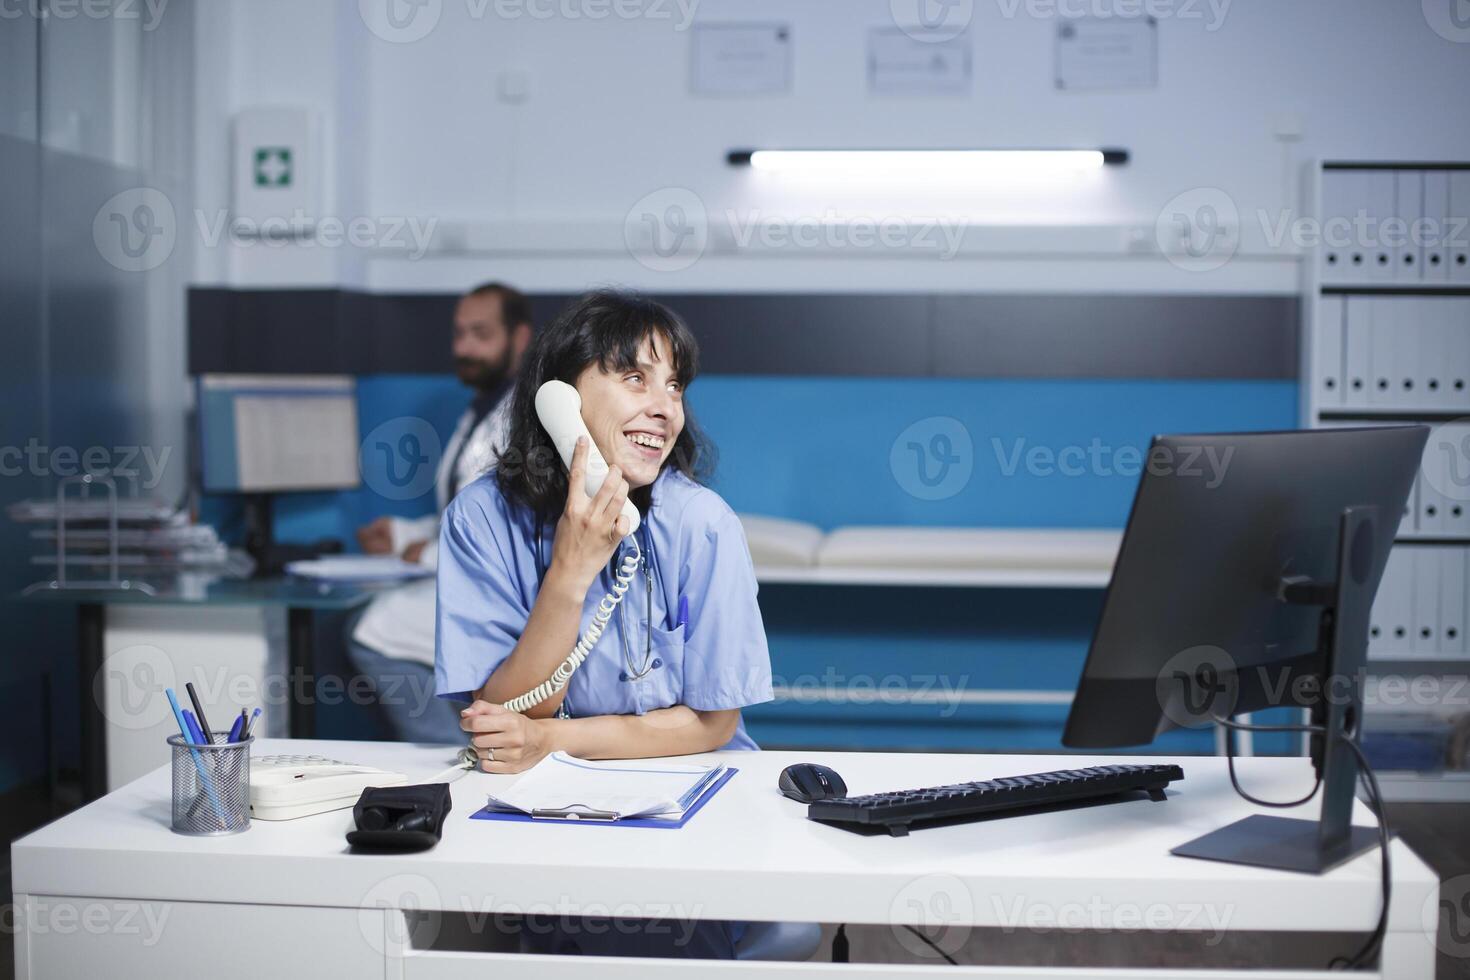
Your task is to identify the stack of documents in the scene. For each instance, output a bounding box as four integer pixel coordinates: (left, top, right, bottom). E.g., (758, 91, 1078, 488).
(9, 497, 246, 579)
(484, 752, 729, 823)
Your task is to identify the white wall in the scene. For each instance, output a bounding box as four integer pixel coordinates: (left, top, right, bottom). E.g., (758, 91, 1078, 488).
(193, 0, 1470, 295)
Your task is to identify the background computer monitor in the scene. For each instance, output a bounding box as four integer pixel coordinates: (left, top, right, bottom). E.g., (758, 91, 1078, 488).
(198, 374, 360, 493)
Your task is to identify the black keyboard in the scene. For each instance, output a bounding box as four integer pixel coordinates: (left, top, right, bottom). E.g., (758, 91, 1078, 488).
(806, 763, 1184, 836)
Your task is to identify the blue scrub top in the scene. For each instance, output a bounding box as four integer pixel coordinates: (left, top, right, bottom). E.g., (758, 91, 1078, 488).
(435, 466, 773, 750)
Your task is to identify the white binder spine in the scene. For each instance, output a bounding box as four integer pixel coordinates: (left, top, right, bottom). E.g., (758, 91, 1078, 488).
(1314, 295, 1345, 410)
(1450, 172, 1470, 283)
(1412, 547, 1441, 655)
(1394, 171, 1423, 283)
(1423, 171, 1452, 283)
(1420, 427, 1452, 536)
(1440, 548, 1467, 657)
(1342, 297, 1372, 408)
(1366, 298, 1397, 407)
(1319, 169, 1356, 284)
(1364, 171, 1397, 284)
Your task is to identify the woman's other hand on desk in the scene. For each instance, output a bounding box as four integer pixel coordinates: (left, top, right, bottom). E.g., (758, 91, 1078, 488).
(357, 516, 394, 555)
(461, 700, 553, 774)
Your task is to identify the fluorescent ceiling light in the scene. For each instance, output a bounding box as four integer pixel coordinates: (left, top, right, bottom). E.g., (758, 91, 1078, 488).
(728, 148, 1127, 177)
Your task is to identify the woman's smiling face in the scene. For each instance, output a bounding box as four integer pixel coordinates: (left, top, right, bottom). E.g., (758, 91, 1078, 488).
(573, 331, 685, 490)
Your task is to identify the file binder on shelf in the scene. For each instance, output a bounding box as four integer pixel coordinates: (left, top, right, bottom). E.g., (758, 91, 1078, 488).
(1315, 296, 1345, 408)
(1418, 299, 1447, 410)
(1440, 549, 1467, 657)
(1367, 299, 1399, 407)
(1394, 171, 1422, 283)
(1393, 300, 1422, 405)
(1363, 171, 1397, 284)
(1412, 547, 1441, 655)
(1420, 427, 1455, 537)
(1423, 171, 1451, 283)
(1451, 172, 1470, 283)
(1433, 422, 1470, 537)
(1342, 298, 1372, 409)
(1448, 301, 1469, 399)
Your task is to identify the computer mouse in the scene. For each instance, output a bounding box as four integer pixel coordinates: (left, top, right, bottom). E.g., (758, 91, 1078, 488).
(778, 763, 848, 803)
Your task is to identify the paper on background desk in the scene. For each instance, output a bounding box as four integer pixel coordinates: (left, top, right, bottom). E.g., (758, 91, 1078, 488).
(285, 556, 433, 583)
(486, 752, 726, 821)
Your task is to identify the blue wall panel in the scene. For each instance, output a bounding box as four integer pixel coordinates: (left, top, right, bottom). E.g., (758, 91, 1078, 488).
(692, 377, 1298, 528)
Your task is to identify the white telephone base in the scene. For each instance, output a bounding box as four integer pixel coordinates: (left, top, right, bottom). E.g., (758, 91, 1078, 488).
(249, 754, 408, 821)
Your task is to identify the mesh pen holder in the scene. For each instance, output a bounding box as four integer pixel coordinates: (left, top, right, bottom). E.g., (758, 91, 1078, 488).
(169, 733, 252, 835)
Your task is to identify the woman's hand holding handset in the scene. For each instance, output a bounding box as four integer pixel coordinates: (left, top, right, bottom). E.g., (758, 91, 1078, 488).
(548, 436, 631, 592)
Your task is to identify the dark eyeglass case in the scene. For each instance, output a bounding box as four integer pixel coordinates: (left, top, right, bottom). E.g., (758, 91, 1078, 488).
(346, 782, 452, 852)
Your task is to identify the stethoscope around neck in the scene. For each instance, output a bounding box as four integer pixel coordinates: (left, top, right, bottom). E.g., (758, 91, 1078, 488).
(532, 518, 664, 710)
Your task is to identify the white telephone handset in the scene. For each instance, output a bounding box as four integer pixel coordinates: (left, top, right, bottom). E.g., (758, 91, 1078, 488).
(496, 381, 644, 714)
(534, 380, 640, 537)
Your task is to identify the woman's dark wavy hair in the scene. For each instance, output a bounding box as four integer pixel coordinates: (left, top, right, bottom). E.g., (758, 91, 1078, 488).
(494, 289, 715, 521)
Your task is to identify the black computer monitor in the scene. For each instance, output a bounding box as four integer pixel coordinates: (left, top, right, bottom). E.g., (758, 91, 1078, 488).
(1063, 426, 1427, 874)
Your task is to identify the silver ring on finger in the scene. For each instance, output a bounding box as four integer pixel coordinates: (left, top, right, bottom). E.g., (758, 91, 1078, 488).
(486, 747, 494, 762)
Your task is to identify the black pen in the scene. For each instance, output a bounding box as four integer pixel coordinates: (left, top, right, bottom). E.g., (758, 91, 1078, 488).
(185, 682, 215, 741)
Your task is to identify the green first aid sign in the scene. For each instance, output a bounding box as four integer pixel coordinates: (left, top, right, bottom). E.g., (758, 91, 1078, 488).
(253, 147, 293, 187)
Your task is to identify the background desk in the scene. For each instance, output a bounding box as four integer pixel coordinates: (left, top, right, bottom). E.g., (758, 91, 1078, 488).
(10, 741, 1440, 978)
(17, 581, 379, 799)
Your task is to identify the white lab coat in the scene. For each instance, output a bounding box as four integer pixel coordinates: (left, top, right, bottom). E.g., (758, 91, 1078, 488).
(351, 390, 514, 665)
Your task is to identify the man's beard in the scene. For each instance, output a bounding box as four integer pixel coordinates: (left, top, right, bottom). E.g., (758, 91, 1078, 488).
(455, 347, 514, 391)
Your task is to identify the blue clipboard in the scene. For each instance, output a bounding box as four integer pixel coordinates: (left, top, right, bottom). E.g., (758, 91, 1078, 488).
(470, 768, 738, 829)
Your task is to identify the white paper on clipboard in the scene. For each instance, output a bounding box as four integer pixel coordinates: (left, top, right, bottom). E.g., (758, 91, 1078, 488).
(485, 752, 726, 821)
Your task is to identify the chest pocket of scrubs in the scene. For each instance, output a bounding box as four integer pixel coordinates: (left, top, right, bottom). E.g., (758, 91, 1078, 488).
(629, 623, 686, 712)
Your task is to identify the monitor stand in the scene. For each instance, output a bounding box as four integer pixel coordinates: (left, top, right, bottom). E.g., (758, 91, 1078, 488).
(242, 493, 342, 578)
(1171, 506, 1384, 875)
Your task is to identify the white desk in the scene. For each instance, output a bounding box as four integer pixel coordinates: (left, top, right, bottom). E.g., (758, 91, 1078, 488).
(11, 740, 1441, 978)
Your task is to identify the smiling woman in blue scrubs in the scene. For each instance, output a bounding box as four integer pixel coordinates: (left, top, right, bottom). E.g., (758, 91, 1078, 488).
(434, 290, 773, 958)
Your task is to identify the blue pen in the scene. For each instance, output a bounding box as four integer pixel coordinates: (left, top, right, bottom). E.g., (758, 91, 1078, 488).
(181, 709, 207, 747)
(165, 689, 230, 829)
(243, 707, 262, 739)
(228, 710, 246, 743)
(676, 595, 689, 629)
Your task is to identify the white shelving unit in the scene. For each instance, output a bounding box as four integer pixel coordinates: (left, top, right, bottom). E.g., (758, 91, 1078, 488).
(1303, 159, 1470, 801)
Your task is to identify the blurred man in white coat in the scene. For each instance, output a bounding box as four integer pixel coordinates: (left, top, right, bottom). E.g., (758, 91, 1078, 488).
(347, 282, 532, 741)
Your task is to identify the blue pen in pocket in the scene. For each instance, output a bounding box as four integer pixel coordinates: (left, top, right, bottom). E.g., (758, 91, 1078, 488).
(676, 595, 689, 630)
